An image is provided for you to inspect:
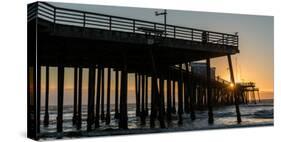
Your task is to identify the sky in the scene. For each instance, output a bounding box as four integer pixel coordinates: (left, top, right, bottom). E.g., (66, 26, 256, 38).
(40, 2, 273, 105)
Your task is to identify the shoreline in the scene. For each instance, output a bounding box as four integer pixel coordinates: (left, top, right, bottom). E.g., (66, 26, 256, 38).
(39, 100, 274, 140)
(40, 122, 273, 140)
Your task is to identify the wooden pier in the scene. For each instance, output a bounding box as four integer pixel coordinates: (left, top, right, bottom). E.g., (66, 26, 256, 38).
(28, 2, 244, 140)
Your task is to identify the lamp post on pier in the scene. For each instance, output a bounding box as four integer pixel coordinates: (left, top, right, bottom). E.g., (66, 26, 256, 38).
(155, 9, 167, 37)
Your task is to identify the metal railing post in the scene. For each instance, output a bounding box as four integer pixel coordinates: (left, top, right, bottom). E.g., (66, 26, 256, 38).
(173, 26, 176, 38)
(191, 29, 194, 41)
(35, 2, 39, 19)
(222, 34, 225, 45)
(53, 7, 56, 32)
(109, 17, 112, 30)
(226, 35, 228, 45)
(235, 36, 239, 49)
(83, 12, 86, 28)
(207, 32, 209, 43)
(133, 20, 135, 33)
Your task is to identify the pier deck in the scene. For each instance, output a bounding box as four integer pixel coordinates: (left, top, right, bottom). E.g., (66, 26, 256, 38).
(29, 2, 239, 70)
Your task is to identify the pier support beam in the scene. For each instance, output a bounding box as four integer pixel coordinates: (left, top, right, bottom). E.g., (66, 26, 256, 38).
(106, 68, 111, 125)
(252, 89, 257, 104)
(150, 76, 156, 128)
(172, 80, 176, 113)
(246, 91, 249, 104)
(135, 73, 141, 117)
(145, 75, 149, 116)
(185, 62, 191, 113)
(227, 54, 242, 123)
(178, 64, 183, 125)
(44, 66, 50, 127)
(92, 67, 96, 124)
(183, 64, 187, 113)
(36, 66, 41, 135)
(149, 48, 158, 128)
(101, 67, 105, 120)
(95, 65, 102, 128)
(183, 80, 188, 113)
(190, 73, 196, 120)
(150, 75, 157, 128)
(114, 70, 119, 119)
(257, 90, 261, 103)
(87, 65, 95, 131)
(72, 67, 78, 125)
(166, 69, 172, 122)
(57, 65, 64, 134)
(159, 75, 166, 128)
(77, 67, 83, 130)
(206, 58, 214, 124)
(141, 74, 146, 125)
(119, 56, 128, 129)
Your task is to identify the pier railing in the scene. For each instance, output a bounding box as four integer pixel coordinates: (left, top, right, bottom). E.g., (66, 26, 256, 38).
(28, 2, 238, 48)
(216, 76, 231, 85)
(238, 82, 255, 87)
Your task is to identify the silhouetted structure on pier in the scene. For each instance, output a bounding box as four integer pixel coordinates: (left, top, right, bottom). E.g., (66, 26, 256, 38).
(238, 82, 260, 104)
(28, 2, 244, 140)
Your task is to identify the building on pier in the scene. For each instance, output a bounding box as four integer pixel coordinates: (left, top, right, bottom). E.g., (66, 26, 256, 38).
(191, 62, 216, 80)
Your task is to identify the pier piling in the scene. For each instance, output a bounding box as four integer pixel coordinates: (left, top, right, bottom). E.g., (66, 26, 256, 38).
(227, 54, 242, 123)
(44, 66, 49, 127)
(190, 73, 196, 121)
(95, 65, 102, 128)
(57, 65, 64, 134)
(87, 65, 95, 131)
(141, 74, 146, 125)
(159, 75, 166, 128)
(150, 75, 156, 128)
(178, 64, 183, 125)
(207, 58, 214, 124)
(101, 67, 105, 120)
(106, 68, 111, 125)
(77, 67, 83, 130)
(185, 62, 191, 113)
(114, 70, 119, 119)
(167, 69, 172, 122)
(145, 75, 149, 116)
(119, 56, 128, 129)
(172, 80, 176, 113)
(36, 65, 41, 135)
(135, 73, 141, 117)
(72, 67, 78, 125)
(149, 48, 158, 128)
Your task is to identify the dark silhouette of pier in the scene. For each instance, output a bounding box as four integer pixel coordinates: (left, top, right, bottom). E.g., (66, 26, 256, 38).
(238, 82, 260, 104)
(28, 2, 244, 140)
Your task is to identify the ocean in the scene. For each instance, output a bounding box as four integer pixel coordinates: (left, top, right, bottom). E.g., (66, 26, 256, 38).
(40, 99, 273, 139)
